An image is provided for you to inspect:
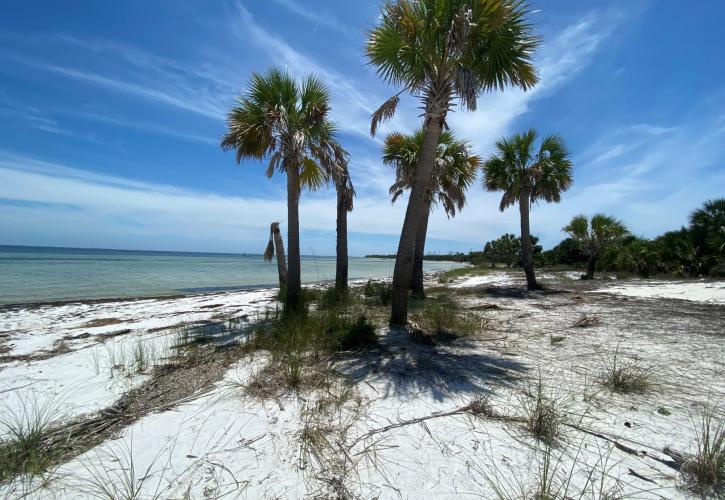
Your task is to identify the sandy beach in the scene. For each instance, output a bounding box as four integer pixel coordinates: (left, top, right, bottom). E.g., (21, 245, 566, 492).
(1, 269, 723, 498)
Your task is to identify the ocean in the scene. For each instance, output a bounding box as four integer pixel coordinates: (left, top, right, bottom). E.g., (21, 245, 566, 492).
(0, 245, 464, 305)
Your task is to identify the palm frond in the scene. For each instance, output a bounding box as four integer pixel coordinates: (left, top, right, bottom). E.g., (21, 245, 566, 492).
(370, 94, 401, 137)
(299, 158, 327, 191)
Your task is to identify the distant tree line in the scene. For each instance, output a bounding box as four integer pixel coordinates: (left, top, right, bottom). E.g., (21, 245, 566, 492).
(370, 198, 724, 279)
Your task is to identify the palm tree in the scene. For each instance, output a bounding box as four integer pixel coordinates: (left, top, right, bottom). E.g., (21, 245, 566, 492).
(497, 233, 519, 268)
(689, 198, 725, 255)
(383, 129, 479, 297)
(483, 240, 498, 268)
(483, 130, 573, 290)
(333, 164, 355, 293)
(221, 68, 344, 310)
(367, 0, 540, 325)
(264, 222, 288, 290)
(563, 214, 628, 280)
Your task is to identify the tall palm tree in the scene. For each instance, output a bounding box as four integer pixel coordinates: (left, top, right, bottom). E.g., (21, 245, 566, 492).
(483, 130, 573, 290)
(264, 222, 288, 290)
(333, 164, 355, 293)
(221, 68, 343, 310)
(383, 129, 479, 298)
(367, 0, 540, 325)
(563, 214, 628, 280)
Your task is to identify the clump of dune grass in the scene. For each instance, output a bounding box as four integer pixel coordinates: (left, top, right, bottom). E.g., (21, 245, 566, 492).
(599, 346, 650, 394)
(76, 435, 175, 500)
(519, 376, 567, 445)
(409, 295, 479, 342)
(362, 279, 392, 306)
(679, 402, 725, 497)
(481, 440, 623, 500)
(0, 394, 64, 482)
(240, 300, 378, 395)
(550, 335, 565, 345)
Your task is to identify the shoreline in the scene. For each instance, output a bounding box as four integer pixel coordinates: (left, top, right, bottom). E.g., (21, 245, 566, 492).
(0, 274, 397, 311)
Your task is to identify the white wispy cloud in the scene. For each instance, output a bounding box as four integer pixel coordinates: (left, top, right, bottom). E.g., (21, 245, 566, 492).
(268, 0, 354, 37)
(449, 10, 625, 150)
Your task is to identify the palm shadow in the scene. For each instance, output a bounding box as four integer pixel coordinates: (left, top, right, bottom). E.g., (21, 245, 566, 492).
(334, 326, 527, 402)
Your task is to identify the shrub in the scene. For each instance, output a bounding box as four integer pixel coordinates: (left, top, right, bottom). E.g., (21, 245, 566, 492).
(363, 280, 392, 306)
(338, 315, 377, 350)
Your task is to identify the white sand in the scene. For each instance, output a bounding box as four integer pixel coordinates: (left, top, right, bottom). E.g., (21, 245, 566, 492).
(1, 275, 723, 498)
(600, 279, 725, 304)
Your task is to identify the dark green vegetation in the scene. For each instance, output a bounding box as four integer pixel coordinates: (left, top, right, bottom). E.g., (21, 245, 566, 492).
(386, 198, 725, 280)
(553, 198, 724, 278)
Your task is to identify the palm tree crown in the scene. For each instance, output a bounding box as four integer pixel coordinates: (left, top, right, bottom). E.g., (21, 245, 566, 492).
(689, 198, 725, 255)
(383, 129, 479, 216)
(563, 214, 628, 258)
(220, 67, 343, 189)
(367, 0, 540, 134)
(482, 129, 573, 212)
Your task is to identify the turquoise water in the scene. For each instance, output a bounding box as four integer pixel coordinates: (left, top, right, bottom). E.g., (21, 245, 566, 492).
(0, 246, 464, 305)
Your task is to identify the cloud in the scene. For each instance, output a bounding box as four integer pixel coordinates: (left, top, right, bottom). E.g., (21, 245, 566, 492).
(268, 0, 354, 37)
(230, 1, 412, 141)
(449, 10, 624, 150)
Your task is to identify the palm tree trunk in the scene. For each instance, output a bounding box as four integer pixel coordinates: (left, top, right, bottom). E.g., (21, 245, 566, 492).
(335, 187, 349, 293)
(390, 118, 443, 325)
(411, 208, 430, 298)
(585, 256, 597, 280)
(272, 223, 288, 289)
(519, 189, 538, 290)
(286, 166, 301, 310)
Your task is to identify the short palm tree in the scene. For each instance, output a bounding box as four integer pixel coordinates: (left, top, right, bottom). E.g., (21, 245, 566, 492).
(498, 233, 519, 268)
(563, 214, 628, 280)
(483, 130, 573, 290)
(264, 222, 288, 290)
(689, 198, 725, 256)
(367, 0, 540, 324)
(333, 163, 355, 293)
(221, 68, 344, 309)
(383, 129, 479, 297)
(484, 240, 499, 268)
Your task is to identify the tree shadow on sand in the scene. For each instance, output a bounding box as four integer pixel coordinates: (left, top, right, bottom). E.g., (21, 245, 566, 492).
(334, 327, 528, 402)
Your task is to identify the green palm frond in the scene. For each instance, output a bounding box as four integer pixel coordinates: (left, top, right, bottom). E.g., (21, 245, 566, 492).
(383, 127, 479, 217)
(483, 128, 573, 211)
(564, 213, 628, 257)
(367, 0, 539, 133)
(222, 67, 347, 194)
(299, 158, 326, 191)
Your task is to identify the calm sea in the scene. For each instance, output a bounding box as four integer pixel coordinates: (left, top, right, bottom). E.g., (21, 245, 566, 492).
(0, 246, 464, 305)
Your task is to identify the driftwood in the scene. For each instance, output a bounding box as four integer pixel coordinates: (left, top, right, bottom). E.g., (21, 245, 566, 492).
(572, 315, 601, 328)
(351, 403, 681, 471)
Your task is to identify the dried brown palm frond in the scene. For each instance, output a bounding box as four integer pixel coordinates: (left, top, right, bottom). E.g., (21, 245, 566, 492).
(370, 94, 400, 137)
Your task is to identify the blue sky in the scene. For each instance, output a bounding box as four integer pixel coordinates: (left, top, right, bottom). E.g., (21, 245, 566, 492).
(0, 1, 723, 256)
